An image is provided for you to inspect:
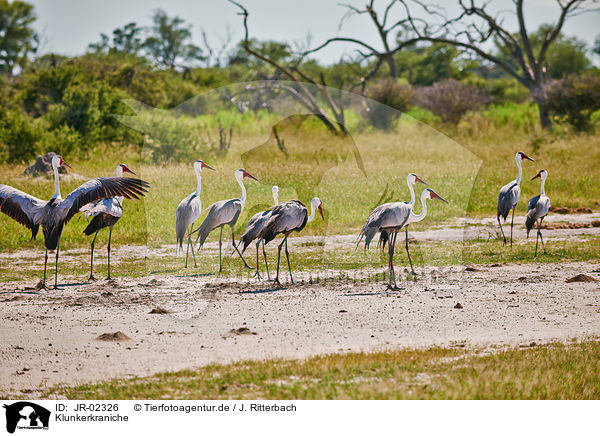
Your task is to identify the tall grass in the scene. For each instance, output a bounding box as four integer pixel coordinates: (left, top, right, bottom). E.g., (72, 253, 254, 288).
(0, 104, 598, 251)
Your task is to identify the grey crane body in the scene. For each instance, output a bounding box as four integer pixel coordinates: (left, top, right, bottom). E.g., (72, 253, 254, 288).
(194, 169, 258, 272)
(79, 164, 137, 280)
(175, 159, 215, 268)
(0, 156, 149, 289)
(496, 151, 534, 247)
(239, 186, 279, 280)
(526, 170, 551, 256)
(359, 189, 447, 289)
(259, 198, 323, 285)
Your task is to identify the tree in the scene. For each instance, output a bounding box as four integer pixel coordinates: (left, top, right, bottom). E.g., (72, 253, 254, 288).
(143, 9, 204, 69)
(302, 0, 434, 90)
(399, 0, 599, 129)
(0, 0, 38, 75)
(88, 22, 144, 55)
(228, 0, 354, 135)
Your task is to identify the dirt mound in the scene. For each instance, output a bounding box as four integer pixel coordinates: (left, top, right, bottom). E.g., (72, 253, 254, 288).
(225, 327, 258, 337)
(550, 207, 593, 214)
(149, 307, 171, 314)
(96, 331, 131, 342)
(24, 152, 70, 177)
(542, 221, 600, 230)
(566, 274, 598, 283)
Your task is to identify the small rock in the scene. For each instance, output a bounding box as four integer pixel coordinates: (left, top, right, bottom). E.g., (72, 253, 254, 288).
(454, 303, 463, 309)
(339, 309, 348, 313)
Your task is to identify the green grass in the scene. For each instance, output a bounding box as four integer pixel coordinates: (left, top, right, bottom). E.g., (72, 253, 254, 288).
(46, 339, 600, 400)
(0, 126, 598, 252)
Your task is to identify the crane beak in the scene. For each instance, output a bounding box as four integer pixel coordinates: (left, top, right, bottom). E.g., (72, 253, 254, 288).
(531, 171, 542, 180)
(431, 191, 449, 203)
(243, 171, 259, 181)
(415, 175, 428, 186)
(318, 204, 324, 220)
(521, 153, 534, 161)
(202, 162, 216, 171)
(122, 166, 136, 175)
(59, 158, 72, 169)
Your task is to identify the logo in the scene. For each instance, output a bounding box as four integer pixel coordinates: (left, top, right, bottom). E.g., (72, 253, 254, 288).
(3, 402, 50, 434)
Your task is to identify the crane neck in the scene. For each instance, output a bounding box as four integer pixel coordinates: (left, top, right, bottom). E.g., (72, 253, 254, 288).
(410, 191, 429, 223)
(51, 160, 61, 200)
(407, 176, 416, 206)
(515, 155, 523, 185)
(540, 177, 546, 196)
(237, 174, 246, 210)
(115, 166, 124, 203)
(273, 191, 279, 206)
(194, 165, 202, 196)
(307, 203, 316, 223)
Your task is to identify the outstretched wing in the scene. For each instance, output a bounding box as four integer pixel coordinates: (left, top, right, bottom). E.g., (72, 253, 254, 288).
(58, 177, 149, 224)
(0, 185, 45, 238)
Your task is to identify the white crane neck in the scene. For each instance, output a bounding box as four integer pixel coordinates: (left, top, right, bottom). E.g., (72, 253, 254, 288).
(410, 191, 429, 223)
(51, 160, 61, 200)
(237, 174, 246, 210)
(194, 165, 202, 196)
(407, 176, 416, 206)
(307, 203, 316, 223)
(515, 155, 523, 185)
(540, 177, 546, 196)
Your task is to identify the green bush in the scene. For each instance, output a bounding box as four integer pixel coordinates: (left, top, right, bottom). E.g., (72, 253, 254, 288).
(547, 73, 600, 131)
(0, 106, 41, 163)
(366, 78, 414, 130)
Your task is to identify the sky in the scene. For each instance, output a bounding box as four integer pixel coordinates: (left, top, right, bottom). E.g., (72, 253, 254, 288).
(30, 0, 600, 65)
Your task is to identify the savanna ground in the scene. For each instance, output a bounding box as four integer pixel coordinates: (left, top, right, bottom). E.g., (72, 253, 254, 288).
(1, 118, 599, 399)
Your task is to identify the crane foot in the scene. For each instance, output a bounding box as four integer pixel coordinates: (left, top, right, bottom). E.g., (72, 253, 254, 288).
(88, 274, 96, 282)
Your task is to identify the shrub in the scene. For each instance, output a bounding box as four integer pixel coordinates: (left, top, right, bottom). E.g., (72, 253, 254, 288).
(547, 73, 600, 131)
(366, 78, 414, 130)
(0, 106, 41, 163)
(414, 79, 492, 124)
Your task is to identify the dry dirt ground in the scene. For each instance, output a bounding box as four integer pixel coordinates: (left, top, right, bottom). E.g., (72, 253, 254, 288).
(0, 213, 599, 398)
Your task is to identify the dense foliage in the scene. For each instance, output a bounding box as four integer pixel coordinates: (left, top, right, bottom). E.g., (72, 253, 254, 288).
(0, 3, 598, 163)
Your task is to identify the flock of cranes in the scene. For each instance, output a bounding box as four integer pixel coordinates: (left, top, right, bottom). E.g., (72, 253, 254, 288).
(0, 150, 550, 289)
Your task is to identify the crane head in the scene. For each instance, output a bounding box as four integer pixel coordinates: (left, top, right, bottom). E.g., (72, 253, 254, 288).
(196, 160, 215, 171)
(426, 188, 448, 203)
(118, 164, 136, 175)
(531, 169, 547, 181)
(56, 155, 71, 169)
(240, 169, 258, 181)
(517, 151, 534, 162)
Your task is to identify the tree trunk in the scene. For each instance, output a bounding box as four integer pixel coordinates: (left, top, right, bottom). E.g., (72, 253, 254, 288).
(537, 102, 552, 130)
(530, 82, 552, 130)
(385, 54, 398, 79)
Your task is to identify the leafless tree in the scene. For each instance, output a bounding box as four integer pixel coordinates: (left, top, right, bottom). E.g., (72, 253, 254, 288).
(399, 0, 599, 129)
(228, 0, 355, 135)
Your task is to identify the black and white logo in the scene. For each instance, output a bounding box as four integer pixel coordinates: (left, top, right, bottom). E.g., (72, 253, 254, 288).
(3, 402, 50, 434)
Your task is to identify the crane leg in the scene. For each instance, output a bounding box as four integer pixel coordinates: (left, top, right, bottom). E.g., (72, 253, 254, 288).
(405, 226, 416, 276)
(284, 236, 293, 284)
(510, 206, 516, 248)
(253, 242, 262, 280)
(497, 216, 507, 246)
(538, 217, 545, 253)
(275, 237, 285, 285)
(262, 240, 270, 281)
(387, 232, 397, 290)
(231, 226, 252, 269)
(218, 227, 223, 272)
(88, 232, 98, 281)
(53, 243, 60, 290)
(189, 226, 198, 268)
(184, 226, 191, 268)
(41, 248, 49, 289)
(106, 226, 113, 280)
